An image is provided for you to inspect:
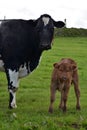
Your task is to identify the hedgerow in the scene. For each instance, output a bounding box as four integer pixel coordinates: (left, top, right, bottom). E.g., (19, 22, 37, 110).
(55, 27, 87, 37)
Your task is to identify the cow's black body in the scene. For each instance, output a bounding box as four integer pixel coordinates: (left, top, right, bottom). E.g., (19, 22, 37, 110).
(0, 14, 65, 108)
(0, 20, 42, 71)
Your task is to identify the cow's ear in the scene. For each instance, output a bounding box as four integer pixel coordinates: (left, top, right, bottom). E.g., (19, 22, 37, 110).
(53, 20, 65, 28)
(72, 65, 77, 71)
(28, 19, 38, 27)
(53, 63, 59, 68)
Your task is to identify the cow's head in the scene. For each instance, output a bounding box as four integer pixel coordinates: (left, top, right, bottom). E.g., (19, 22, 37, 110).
(30, 14, 65, 50)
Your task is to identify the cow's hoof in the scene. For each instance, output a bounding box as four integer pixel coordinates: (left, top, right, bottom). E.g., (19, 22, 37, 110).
(9, 104, 17, 109)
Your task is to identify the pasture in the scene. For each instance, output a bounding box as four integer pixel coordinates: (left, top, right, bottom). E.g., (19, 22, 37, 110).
(0, 37, 87, 130)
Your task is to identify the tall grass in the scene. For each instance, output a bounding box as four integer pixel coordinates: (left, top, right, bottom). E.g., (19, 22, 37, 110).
(0, 37, 87, 130)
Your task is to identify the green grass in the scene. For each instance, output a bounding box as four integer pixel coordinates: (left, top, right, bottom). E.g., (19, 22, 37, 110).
(0, 37, 87, 130)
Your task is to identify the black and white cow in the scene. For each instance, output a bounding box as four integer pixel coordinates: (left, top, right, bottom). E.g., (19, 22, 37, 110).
(0, 14, 65, 108)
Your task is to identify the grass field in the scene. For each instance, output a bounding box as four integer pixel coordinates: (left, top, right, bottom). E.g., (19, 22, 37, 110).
(0, 37, 87, 130)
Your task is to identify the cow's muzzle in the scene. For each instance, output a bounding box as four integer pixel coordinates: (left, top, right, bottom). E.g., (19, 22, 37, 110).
(39, 44, 51, 50)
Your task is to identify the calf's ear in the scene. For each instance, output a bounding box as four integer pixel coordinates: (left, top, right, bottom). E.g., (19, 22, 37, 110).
(53, 63, 59, 68)
(72, 65, 77, 71)
(53, 20, 65, 28)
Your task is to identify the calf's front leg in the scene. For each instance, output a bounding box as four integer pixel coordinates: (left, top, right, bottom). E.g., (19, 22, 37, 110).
(59, 90, 64, 109)
(62, 86, 70, 112)
(49, 82, 56, 113)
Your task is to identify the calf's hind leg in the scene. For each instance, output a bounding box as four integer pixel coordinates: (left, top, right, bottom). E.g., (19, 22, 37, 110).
(73, 80, 80, 110)
(73, 73, 81, 110)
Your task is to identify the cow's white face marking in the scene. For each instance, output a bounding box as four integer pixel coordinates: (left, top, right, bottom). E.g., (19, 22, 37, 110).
(42, 17, 50, 26)
(8, 69, 19, 87)
(0, 60, 5, 72)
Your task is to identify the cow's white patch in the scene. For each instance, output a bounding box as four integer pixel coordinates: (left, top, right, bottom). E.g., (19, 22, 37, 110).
(19, 63, 31, 78)
(9, 89, 17, 108)
(8, 69, 19, 87)
(0, 60, 5, 72)
(42, 17, 50, 26)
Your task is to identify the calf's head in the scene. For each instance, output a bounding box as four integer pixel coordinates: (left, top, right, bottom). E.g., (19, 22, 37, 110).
(53, 62, 77, 90)
(31, 14, 65, 50)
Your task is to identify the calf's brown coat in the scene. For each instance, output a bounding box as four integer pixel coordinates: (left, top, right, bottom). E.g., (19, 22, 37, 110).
(49, 58, 80, 113)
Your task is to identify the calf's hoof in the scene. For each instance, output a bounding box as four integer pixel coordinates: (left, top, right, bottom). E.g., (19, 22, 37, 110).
(76, 106, 81, 110)
(59, 105, 63, 110)
(48, 107, 53, 113)
(62, 107, 67, 113)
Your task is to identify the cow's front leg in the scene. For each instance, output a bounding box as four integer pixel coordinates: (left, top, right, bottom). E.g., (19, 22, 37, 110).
(6, 69, 19, 109)
(9, 89, 17, 108)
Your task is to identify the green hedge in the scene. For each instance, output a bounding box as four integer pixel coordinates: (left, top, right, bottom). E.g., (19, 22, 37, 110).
(55, 27, 87, 37)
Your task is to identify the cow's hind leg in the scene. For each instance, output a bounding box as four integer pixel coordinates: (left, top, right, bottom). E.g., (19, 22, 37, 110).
(6, 69, 19, 109)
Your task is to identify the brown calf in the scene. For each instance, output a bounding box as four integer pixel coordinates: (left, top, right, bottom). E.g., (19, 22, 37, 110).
(49, 58, 81, 113)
